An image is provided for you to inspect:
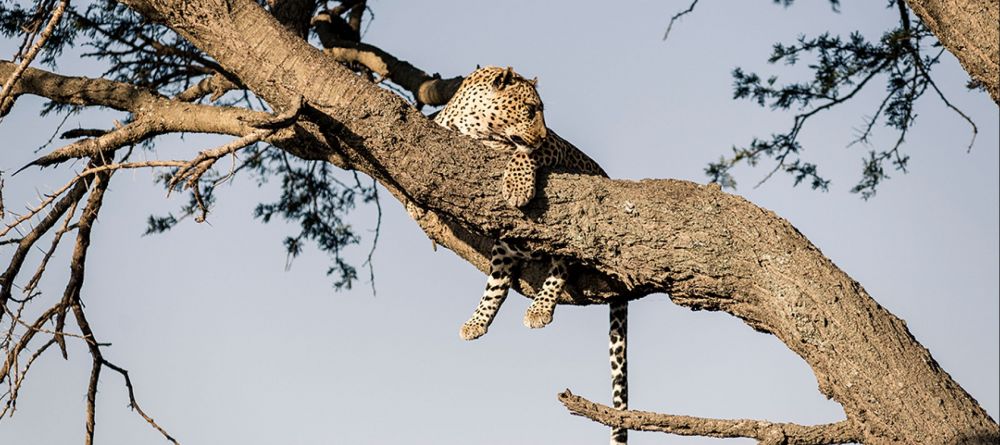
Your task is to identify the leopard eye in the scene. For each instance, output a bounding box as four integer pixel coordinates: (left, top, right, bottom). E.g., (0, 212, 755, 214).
(526, 105, 537, 119)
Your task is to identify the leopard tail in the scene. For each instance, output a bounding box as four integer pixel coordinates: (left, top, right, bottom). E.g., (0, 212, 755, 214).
(609, 300, 628, 445)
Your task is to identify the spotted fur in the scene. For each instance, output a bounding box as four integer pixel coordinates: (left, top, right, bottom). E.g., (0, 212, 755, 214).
(609, 301, 628, 445)
(435, 66, 629, 443)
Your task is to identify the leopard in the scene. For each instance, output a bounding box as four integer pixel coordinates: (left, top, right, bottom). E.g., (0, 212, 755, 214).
(433, 66, 630, 445)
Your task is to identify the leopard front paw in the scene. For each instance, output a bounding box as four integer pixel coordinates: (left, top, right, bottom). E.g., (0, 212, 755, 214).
(502, 181, 535, 208)
(523, 306, 553, 329)
(460, 321, 488, 340)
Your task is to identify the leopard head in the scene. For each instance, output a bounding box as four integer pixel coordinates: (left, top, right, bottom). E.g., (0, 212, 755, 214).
(439, 66, 548, 152)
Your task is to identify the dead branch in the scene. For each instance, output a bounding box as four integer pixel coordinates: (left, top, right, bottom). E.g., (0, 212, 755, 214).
(101, 359, 180, 444)
(21, 196, 78, 300)
(558, 390, 860, 445)
(663, 0, 699, 41)
(64, 169, 108, 445)
(2, 305, 87, 340)
(1, 337, 55, 418)
(0, 304, 62, 387)
(53, 163, 112, 359)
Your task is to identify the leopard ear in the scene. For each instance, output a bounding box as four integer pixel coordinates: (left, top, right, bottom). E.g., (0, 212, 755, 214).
(493, 66, 516, 90)
(529, 77, 538, 87)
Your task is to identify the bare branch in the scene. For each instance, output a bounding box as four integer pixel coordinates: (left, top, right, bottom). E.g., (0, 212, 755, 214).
(168, 129, 275, 191)
(0, 304, 62, 386)
(21, 189, 79, 299)
(558, 390, 861, 445)
(18, 120, 157, 172)
(83, 352, 100, 445)
(0, 178, 89, 312)
(2, 304, 87, 340)
(663, 0, 699, 41)
(53, 164, 112, 358)
(0, 337, 55, 418)
(101, 360, 180, 444)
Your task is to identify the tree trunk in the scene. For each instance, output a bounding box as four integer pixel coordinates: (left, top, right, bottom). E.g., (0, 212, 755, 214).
(120, 0, 1000, 442)
(904, 0, 1000, 104)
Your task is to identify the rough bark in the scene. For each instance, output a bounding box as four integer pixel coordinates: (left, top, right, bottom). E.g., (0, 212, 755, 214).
(56, 0, 1000, 443)
(904, 0, 1000, 104)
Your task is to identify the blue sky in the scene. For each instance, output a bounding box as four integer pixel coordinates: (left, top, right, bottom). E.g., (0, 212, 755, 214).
(1, 1, 997, 444)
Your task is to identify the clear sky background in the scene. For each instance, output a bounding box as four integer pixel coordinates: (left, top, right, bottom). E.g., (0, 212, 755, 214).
(1, 1, 997, 444)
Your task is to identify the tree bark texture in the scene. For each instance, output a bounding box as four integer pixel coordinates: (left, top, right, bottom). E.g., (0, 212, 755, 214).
(114, 1, 999, 443)
(904, 0, 1000, 104)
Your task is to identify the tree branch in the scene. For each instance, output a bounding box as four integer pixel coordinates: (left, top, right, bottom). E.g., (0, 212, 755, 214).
(0, 61, 346, 170)
(0, 0, 69, 117)
(558, 390, 860, 445)
(322, 41, 463, 107)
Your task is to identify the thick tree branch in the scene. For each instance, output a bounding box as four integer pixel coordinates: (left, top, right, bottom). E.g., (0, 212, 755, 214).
(558, 389, 860, 445)
(6, 0, 992, 442)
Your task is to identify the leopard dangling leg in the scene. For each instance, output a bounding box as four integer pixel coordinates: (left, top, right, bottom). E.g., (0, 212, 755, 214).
(609, 300, 629, 445)
(460, 241, 529, 340)
(523, 258, 566, 329)
(502, 150, 538, 208)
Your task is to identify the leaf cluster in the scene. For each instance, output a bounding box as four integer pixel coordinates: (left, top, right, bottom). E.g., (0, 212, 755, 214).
(708, 1, 975, 199)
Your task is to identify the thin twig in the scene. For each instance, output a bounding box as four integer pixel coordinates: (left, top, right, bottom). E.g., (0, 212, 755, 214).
(101, 360, 180, 444)
(663, 0, 699, 41)
(0, 304, 62, 384)
(35, 112, 74, 154)
(167, 129, 274, 191)
(21, 196, 80, 298)
(0, 338, 55, 418)
(360, 176, 381, 296)
(2, 304, 88, 340)
(1, 160, 184, 239)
